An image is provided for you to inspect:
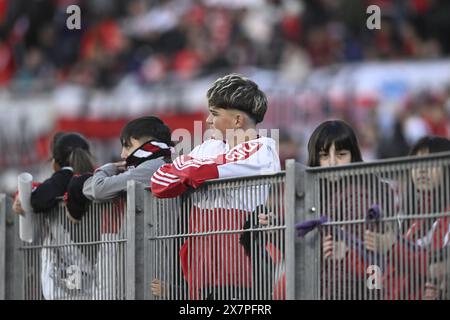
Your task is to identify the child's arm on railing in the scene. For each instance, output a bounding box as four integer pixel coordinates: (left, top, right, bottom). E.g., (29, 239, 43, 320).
(30, 169, 72, 213)
(151, 141, 279, 198)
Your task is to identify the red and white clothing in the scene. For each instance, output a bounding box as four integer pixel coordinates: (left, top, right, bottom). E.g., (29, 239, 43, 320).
(384, 209, 450, 300)
(151, 136, 281, 299)
(407, 217, 450, 249)
(151, 136, 280, 200)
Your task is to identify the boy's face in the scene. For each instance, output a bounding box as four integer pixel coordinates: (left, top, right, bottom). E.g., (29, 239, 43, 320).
(411, 148, 442, 191)
(206, 106, 237, 138)
(121, 137, 143, 159)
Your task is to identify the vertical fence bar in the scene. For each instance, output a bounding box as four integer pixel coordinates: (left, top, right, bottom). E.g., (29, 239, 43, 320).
(295, 162, 319, 299)
(4, 195, 23, 300)
(144, 191, 152, 300)
(285, 160, 296, 299)
(126, 180, 137, 300)
(0, 194, 6, 300)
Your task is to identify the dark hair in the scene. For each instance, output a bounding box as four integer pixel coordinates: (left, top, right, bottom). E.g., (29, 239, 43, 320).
(307, 120, 363, 167)
(409, 136, 450, 156)
(406, 136, 450, 214)
(50, 132, 65, 153)
(52, 132, 95, 174)
(120, 116, 175, 148)
(206, 74, 268, 124)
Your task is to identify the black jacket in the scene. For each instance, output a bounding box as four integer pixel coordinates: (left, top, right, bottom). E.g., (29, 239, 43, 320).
(30, 169, 73, 213)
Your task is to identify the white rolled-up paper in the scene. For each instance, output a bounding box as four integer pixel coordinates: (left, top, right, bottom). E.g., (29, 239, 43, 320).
(18, 172, 34, 243)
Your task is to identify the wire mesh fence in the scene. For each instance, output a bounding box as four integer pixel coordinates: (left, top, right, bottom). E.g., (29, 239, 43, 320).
(18, 195, 130, 300)
(0, 194, 6, 300)
(295, 152, 450, 300)
(144, 173, 291, 300)
(2, 153, 449, 300)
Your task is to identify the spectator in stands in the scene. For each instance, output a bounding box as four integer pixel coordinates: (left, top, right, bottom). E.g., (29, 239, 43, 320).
(239, 193, 286, 300)
(366, 136, 450, 300)
(65, 116, 174, 299)
(151, 74, 281, 299)
(306, 119, 395, 299)
(12, 131, 96, 300)
(307, 120, 363, 258)
(69, 116, 173, 226)
(79, 115, 174, 211)
(307, 120, 362, 299)
(237, 130, 300, 300)
(12, 132, 95, 215)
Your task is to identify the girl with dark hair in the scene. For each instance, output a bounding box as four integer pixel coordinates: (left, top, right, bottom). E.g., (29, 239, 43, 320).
(366, 136, 450, 300)
(409, 137, 450, 300)
(12, 132, 95, 214)
(307, 119, 363, 167)
(30, 132, 95, 213)
(308, 120, 364, 262)
(306, 120, 394, 299)
(12, 132, 96, 300)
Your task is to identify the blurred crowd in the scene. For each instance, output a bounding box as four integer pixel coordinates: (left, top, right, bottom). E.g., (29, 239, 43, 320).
(1, 0, 450, 92)
(0, 0, 450, 193)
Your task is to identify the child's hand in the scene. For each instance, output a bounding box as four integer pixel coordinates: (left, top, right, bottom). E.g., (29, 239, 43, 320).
(428, 260, 447, 284)
(258, 213, 281, 228)
(113, 161, 127, 172)
(12, 197, 25, 215)
(323, 235, 347, 260)
(258, 213, 271, 226)
(364, 230, 378, 252)
(424, 282, 439, 300)
(151, 278, 165, 298)
(323, 235, 334, 259)
(365, 230, 396, 253)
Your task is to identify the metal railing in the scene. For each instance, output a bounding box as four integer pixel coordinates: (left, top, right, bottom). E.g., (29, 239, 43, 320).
(144, 172, 295, 300)
(0, 180, 141, 300)
(0, 194, 6, 300)
(294, 152, 450, 300)
(2, 153, 449, 300)
(19, 194, 132, 300)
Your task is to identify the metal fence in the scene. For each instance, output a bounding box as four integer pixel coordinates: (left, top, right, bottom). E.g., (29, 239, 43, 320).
(0, 180, 142, 300)
(0, 180, 141, 300)
(294, 152, 450, 300)
(0, 194, 6, 300)
(144, 172, 295, 300)
(2, 153, 450, 300)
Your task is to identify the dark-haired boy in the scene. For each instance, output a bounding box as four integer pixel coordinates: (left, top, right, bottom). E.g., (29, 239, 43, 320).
(66, 116, 174, 299)
(80, 116, 174, 204)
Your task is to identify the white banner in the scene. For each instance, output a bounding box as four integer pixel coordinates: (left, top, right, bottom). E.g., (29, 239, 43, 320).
(18, 172, 34, 243)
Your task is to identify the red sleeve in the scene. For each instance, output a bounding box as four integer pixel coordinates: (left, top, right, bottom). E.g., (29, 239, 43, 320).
(150, 141, 270, 198)
(151, 155, 219, 198)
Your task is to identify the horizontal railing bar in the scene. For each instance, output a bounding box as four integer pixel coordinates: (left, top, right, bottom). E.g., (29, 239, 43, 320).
(48, 195, 126, 205)
(319, 212, 450, 226)
(19, 239, 127, 250)
(148, 226, 286, 240)
(144, 172, 286, 191)
(305, 151, 450, 173)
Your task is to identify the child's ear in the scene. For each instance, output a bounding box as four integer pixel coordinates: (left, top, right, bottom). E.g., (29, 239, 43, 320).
(235, 113, 244, 128)
(52, 159, 61, 172)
